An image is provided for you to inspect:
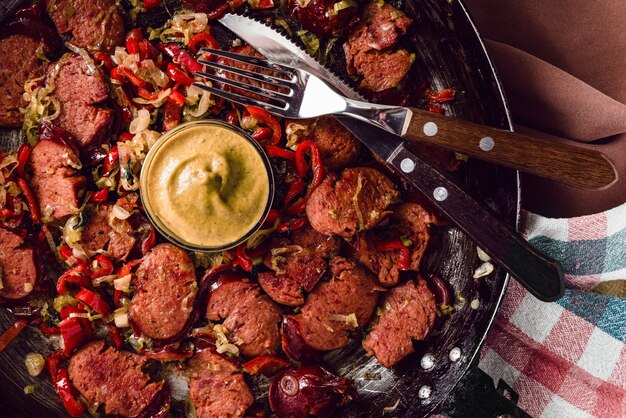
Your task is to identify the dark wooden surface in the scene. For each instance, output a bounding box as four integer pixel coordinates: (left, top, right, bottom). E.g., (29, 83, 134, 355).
(404, 105, 617, 190)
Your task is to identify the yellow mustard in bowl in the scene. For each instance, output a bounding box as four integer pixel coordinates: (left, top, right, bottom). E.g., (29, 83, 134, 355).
(140, 120, 274, 251)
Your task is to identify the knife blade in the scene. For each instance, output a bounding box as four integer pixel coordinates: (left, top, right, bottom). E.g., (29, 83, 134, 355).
(217, 13, 564, 301)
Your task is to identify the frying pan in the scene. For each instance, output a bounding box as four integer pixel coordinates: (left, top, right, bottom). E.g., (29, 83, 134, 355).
(0, 0, 529, 416)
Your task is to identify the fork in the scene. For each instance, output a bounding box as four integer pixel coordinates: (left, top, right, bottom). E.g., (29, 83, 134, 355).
(194, 48, 615, 191)
(194, 48, 565, 302)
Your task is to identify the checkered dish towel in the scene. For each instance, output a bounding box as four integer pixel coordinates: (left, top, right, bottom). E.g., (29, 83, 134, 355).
(479, 203, 626, 417)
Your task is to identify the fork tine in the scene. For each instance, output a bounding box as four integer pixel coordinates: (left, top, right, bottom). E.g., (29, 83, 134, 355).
(199, 48, 296, 76)
(198, 59, 293, 91)
(196, 71, 292, 103)
(192, 82, 288, 115)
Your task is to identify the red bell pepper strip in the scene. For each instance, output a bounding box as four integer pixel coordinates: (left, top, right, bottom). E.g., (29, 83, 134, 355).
(252, 127, 273, 142)
(243, 105, 281, 145)
(139, 39, 159, 61)
(283, 178, 306, 207)
(75, 288, 111, 316)
(46, 349, 65, 384)
(424, 103, 445, 114)
(38, 323, 61, 335)
(90, 188, 109, 203)
(424, 88, 455, 103)
(285, 196, 307, 216)
(265, 145, 295, 162)
(93, 52, 112, 73)
(60, 305, 93, 338)
(225, 109, 239, 125)
(374, 238, 411, 270)
(16, 143, 31, 177)
(264, 209, 281, 225)
(162, 94, 183, 131)
(55, 368, 87, 417)
(58, 245, 73, 260)
(58, 317, 88, 356)
(235, 244, 253, 272)
(16, 178, 40, 224)
(138, 86, 159, 100)
(188, 32, 220, 54)
(166, 63, 195, 86)
(56, 263, 90, 294)
(143, 0, 161, 9)
(295, 140, 323, 182)
(113, 289, 124, 308)
(159, 43, 203, 73)
(275, 217, 307, 233)
(90, 255, 114, 278)
(169, 88, 186, 107)
(118, 132, 134, 142)
(0, 207, 12, 217)
(107, 324, 124, 350)
(0, 319, 27, 353)
(111, 67, 147, 88)
(141, 222, 157, 255)
(126, 28, 143, 54)
(102, 146, 119, 176)
(242, 354, 289, 376)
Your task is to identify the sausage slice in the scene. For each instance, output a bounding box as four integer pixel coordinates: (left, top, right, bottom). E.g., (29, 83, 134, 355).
(0, 228, 37, 300)
(129, 244, 198, 340)
(362, 279, 436, 367)
(68, 340, 166, 417)
(79, 203, 136, 261)
(298, 257, 379, 351)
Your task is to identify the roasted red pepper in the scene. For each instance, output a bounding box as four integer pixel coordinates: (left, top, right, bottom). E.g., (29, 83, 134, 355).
(56, 263, 91, 294)
(162, 94, 183, 131)
(16, 143, 31, 177)
(102, 146, 119, 176)
(168, 88, 186, 107)
(252, 127, 273, 142)
(225, 109, 239, 125)
(242, 354, 289, 376)
(250, 0, 275, 9)
(37, 323, 61, 335)
(141, 222, 157, 255)
(90, 255, 114, 278)
(46, 349, 65, 384)
(58, 317, 88, 356)
(143, 0, 161, 9)
(111, 67, 147, 88)
(107, 324, 124, 350)
(126, 29, 141, 55)
(75, 288, 111, 316)
(265, 145, 295, 162)
(283, 178, 306, 207)
(243, 105, 281, 145)
(55, 368, 87, 417)
(166, 63, 195, 86)
(188, 32, 220, 54)
(264, 209, 281, 225)
(235, 244, 253, 272)
(93, 52, 112, 73)
(276, 217, 308, 233)
(0, 319, 27, 353)
(16, 178, 40, 223)
(424, 88, 455, 103)
(295, 140, 323, 185)
(374, 238, 411, 270)
(159, 43, 203, 73)
(58, 245, 73, 260)
(90, 188, 109, 203)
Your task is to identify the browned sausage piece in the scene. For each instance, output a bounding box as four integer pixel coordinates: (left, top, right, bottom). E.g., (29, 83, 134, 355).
(306, 167, 399, 238)
(68, 340, 166, 417)
(355, 203, 436, 286)
(129, 244, 198, 340)
(49, 54, 113, 148)
(362, 279, 436, 367)
(29, 138, 85, 221)
(290, 224, 342, 259)
(0, 228, 37, 300)
(344, 2, 413, 92)
(298, 257, 379, 351)
(79, 203, 136, 261)
(0, 35, 48, 127)
(186, 349, 253, 418)
(206, 280, 281, 357)
(285, 116, 361, 169)
(46, 0, 124, 53)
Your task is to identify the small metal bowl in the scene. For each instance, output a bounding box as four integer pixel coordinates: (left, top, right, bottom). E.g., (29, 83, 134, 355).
(140, 119, 275, 252)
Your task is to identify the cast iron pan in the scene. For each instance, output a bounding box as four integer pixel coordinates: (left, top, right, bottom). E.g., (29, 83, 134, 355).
(0, 0, 524, 416)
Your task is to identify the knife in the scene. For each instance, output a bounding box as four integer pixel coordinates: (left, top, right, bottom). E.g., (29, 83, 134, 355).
(218, 13, 564, 302)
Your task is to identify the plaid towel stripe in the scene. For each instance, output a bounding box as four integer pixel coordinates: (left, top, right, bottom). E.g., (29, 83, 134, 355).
(478, 203, 626, 418)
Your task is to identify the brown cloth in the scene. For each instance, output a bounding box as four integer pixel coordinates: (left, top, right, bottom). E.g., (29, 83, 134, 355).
(464, 0, 626, 217)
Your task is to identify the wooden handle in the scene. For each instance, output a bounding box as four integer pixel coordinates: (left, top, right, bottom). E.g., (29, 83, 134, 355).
(388, 145, 564, 301)
(404, 107, 617, 190)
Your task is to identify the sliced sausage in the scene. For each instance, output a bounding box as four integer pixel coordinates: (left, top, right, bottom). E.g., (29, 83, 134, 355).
(206, 279, 281, 357)
(79, 203, 136, 261)
(49, 54, 112, 148)
(129, 244, 198, 340)
(362, 278, 436, 367)
(0, 35, 48, 127)
(286, 116, 361, 169)
(306, 167, 399, 238)
(298, 257, 379, 351)
(344, 2, 413, 92)
(68, 340, 166, 417)
(29, 138, 86, 221)
(291, 0, 358, 38)
(47, 0, 124, 53)
(355, 203, 436, 286)
(0, 228, 37, 300)
(186, 349, 253, 418)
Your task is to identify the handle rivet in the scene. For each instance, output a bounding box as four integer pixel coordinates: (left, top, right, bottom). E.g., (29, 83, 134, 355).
(418, 385, 432, 399)
(423, 121, 438, 137)
(400, 158, 415, 173)
(433, 186, 448, 201)
(420, 353, 435, 370)
(479, 136, 495, 151)
(449, 347, 461, 362)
